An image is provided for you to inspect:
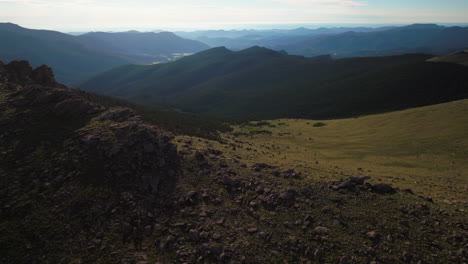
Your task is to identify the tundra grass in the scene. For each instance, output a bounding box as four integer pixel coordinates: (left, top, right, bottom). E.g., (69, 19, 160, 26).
(177, 99, 468, 208)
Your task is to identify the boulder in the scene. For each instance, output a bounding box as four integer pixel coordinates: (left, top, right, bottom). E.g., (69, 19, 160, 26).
(98, 107, 140, 122)
(337, 176, 371, 189)
(313, 226, 330, 235)
(54, 98, 98, 117)
(279, 189, 296, 201)
(189, 229, 200, 241)
(339, 255, 350, 264)
(32, 65, 57, 86)
(372, 183, 396, 194)
(366, 231, 380, 240)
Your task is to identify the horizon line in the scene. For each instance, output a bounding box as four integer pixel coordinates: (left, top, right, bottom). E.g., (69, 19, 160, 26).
(3, 21, 468, 33)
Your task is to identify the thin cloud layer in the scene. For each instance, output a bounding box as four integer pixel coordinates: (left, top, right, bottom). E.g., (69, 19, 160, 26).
(0, 0, 467, 31)
(272, 0, 366, 7)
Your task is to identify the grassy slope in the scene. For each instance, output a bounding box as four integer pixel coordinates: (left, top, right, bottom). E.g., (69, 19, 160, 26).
(428, 50, 468, 66)
(80, 49, 468, 119)
(173, 55, 468, 119)
(180, 99, 468, 205)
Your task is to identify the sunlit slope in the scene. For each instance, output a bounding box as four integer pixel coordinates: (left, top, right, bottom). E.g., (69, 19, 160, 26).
(428, 50, 468, 66)
(220, 99, 468, 204)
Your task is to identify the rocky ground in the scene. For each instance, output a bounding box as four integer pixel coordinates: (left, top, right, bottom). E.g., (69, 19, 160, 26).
(0, 61, 466, 263)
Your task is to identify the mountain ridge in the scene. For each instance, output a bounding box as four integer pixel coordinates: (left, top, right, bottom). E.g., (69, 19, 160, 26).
(0, 23, 210, 85)
(78, 31, 209, 55)
(80, 47, 468, 119)
(277, 24, 468, 57)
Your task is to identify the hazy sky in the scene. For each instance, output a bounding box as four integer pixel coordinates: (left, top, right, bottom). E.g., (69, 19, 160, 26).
(1, 0, 468, 31)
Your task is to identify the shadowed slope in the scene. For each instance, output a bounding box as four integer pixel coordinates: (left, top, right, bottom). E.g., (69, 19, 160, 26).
(80, 48, 468, 119)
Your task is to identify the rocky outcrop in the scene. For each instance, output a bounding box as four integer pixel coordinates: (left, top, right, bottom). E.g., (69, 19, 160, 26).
(72, 114, 179, 197)
(0, 61, 6, 85)
(98, 107, 141, 122)
(330, 176, 397, 194)
(0, 60, 179, 200)
(1, 60, 62, 88)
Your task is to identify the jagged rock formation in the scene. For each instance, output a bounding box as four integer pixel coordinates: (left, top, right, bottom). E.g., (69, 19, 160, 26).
(0, 60, 179, 199)
(73, 110, 178, 196)
(0, 60, 61, 87)
(0, 61, 181, 263)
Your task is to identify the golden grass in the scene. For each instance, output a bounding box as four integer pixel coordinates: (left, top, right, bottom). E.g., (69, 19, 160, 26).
(428, 51, 468, 66)
(177, 99, 468, 208)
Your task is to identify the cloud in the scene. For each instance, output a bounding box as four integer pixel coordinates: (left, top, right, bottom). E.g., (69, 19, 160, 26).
(0, 0, 95, 6)
(2, 0, 467, 31)
(272, 0, 366, 7)
(0, 0, 367, 7)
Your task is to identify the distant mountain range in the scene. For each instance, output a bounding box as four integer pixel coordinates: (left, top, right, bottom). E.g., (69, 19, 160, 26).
(276, 24, 468, 58)
(78, 31, 209, 57)
(175, 26, 395, 51)
(3, 23, 468, 86)
(0, 23, 209, 85)
(176, 24, 468, 58)
(80, 46, 468, 119)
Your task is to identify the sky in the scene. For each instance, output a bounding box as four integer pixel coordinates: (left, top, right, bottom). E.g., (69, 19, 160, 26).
(1, 0, 468, 31)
